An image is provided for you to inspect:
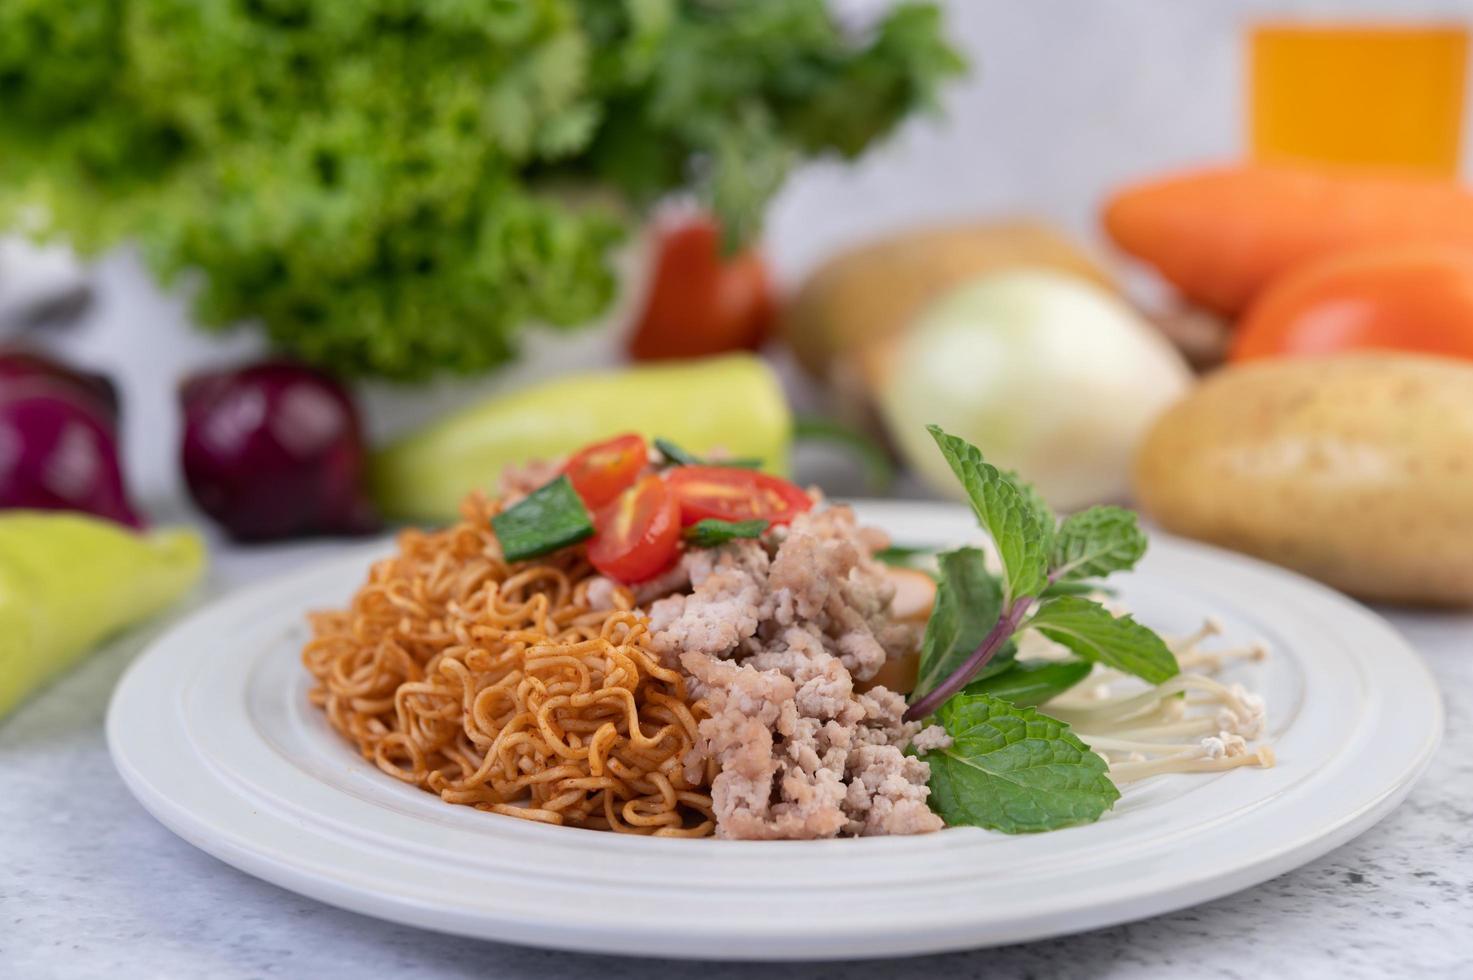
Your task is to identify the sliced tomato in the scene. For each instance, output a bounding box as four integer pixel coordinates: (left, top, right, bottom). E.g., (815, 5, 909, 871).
(588, 475, 681, 583)
(561, 433, 648, 509)
(664, 466, 812, 527)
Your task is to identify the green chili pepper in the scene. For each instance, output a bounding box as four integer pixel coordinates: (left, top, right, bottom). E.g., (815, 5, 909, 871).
(0, 513, 206, 718)
(371, 354, 793, 523)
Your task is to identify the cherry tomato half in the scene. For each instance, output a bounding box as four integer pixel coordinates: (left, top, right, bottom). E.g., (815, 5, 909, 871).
(588, 475, 681, 583)
(664, 466, 812, 527)
(561, 433, 648, 509)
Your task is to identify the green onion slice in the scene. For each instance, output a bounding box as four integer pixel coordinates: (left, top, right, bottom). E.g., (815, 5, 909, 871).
(490, 475, 594, 562)
(684, 518, 769, 547)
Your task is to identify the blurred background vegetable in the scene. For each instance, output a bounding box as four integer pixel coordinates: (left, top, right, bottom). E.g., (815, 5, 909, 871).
(180, 362, 379, 542)
(0, 511, 204, 717)
(1104, 164, 1473, 315)
(783, 221, 1114, 382)
(4, 4, 1473, 612)
(874, 270, 1191, 511)
(0, 349, 119, 420)
(1106, 157, 1473, 604)
(0, 0, 960, 380)
(1135, 353, 1473, 606)
(627, 213, 775, 361)
(1232, 244, 1473, 363)
(0, 349, 142, 526)
(372, 355, 791, 523)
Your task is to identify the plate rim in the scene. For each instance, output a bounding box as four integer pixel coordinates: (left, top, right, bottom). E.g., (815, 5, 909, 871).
(106, 500, 1445, 960)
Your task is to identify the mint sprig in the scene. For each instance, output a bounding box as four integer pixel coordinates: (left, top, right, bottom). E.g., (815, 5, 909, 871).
(912, 549, 1013, 701)
(1028, 596, 1179, 685)
(1040, 579, 1114, 598)
(904, 427, 1179, 722)
(924, 693, 1120, 833)
(964, 659, 1093, 708)
(926, 425, 1052, 605)
(874, 543, 936, 570)
(1051, 506, 1148, 581)
(904, 427, 1181, 833)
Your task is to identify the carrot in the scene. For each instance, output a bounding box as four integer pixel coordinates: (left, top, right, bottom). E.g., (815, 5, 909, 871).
(1103, 164, 1473, 315)
(1232, 244, 1473, 363)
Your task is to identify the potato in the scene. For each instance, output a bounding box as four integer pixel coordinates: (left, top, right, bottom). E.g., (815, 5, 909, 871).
(783, 221, 1115, 378)
(1134, 353, 1473, 606)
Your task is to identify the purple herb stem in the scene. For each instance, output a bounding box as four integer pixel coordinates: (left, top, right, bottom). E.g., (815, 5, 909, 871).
(904, 563, 1072, 723)
(904, 595, 1037, 722)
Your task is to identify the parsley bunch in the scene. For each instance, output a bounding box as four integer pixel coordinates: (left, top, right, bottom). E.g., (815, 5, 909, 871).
(0, 1, 961, 379)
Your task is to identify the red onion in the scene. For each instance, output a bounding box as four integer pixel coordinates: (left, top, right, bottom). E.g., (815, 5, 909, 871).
(0, 348, 120, 424)
(0, 350, 141, 527)
(180, 361, 380, 541)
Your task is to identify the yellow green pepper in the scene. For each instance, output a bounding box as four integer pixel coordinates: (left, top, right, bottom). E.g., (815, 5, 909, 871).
(0, 513, 206, 718)
(371, 354, 793, 523)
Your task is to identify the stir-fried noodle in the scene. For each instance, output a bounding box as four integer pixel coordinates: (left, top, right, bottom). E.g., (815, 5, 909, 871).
(303, 495, 716, 836)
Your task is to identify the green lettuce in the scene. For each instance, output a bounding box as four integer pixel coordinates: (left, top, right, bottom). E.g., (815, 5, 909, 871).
(0, 0, 963, 379)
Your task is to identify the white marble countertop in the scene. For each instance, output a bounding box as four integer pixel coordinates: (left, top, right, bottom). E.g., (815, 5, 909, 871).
(2, 536, 1471, 980)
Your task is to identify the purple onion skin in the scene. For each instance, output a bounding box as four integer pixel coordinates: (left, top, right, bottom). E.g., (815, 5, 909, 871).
(180, 361, 381, 542)
(0, 348, 121, 425)
(0, 380, 144, 528)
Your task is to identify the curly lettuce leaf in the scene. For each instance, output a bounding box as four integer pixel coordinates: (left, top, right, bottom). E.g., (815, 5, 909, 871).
(0, 0, 962, 378)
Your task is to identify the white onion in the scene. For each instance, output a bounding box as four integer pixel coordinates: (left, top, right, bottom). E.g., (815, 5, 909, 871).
(877, 269, 1192, 510)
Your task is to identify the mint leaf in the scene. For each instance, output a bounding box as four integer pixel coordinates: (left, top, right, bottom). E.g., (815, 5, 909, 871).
(1040, 579, 1114, 599)
(1028, 596, 1179, 684)
(965, 659, 1093, 708)
(1052, 506, 1148, 581)
(923, 693, 1119, 833)
(654, 437, 761, 470)
(874, 544, 936, 570)
(912, 549, 1013, 701)
(1008, 469, 1056, 540)
(684, 518, 768, 547)
(926, 425, 1052, 603)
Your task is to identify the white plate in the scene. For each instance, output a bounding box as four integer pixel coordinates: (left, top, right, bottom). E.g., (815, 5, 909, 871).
(107, 501, 1443, 961)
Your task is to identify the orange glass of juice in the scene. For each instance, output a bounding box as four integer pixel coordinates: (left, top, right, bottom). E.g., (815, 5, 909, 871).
(1250, 24, 1468, 176)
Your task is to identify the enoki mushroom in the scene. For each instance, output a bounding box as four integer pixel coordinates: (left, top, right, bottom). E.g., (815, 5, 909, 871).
(1029, 617, 1276, 784)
